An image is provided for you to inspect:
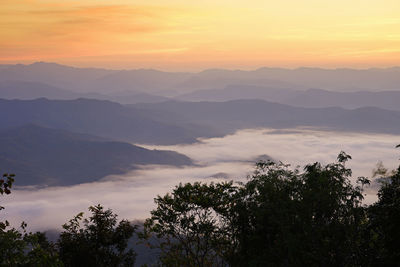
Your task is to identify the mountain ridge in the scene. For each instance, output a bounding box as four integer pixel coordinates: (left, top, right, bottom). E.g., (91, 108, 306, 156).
(0, 124, 193, 186)
(1, 62, 399, 95)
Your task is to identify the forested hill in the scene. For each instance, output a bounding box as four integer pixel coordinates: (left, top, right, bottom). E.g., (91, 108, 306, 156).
(0, 98, 219, 145)
(2, 98, 400, 148)
(0, 124, 192, 186)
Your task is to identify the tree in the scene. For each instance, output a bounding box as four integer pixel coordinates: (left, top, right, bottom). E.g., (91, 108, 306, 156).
(0, 174, 61, 266)
(0, 173, 14, 196)
(0, 173, 14, 213)
(0, 173, 15, 236)
(58, 204, 136, 267)
(144, 182, 238, 266)
(145, 152, 370, 266)
(0, 225, 61, 266)
(232, 152, 369, 266)
(368, 165, 400, 266)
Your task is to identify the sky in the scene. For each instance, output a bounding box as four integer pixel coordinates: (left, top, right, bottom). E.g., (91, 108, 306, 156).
(1, 0, 400, 70)
(3, 128, 399, 231)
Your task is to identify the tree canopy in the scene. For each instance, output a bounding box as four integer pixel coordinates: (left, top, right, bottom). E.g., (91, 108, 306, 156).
(145, 152, 374, 266)
(58, 205, 136, 267)
(2, 150, 400, 266)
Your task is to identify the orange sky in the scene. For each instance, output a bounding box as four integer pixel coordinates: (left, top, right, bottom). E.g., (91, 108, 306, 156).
(1, 0, 400, 70)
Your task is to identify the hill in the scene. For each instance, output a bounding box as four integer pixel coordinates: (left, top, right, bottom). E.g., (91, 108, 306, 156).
(177, 85, 400, 111)
(0, 81, 82, 100)
(0, 125, 192, 186)
(2, 97, 400, 148)
(134, 99, 400, 135)
(0, 98, 219, 145)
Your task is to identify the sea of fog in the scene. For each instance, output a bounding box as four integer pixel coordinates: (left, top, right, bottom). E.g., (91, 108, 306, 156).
(2, 128, 400, 231)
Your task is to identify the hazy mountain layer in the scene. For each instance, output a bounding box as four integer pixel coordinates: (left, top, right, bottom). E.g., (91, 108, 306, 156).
(0, 63, 399, 96)
(176, 85, 400, 111)
(2, 97, 400, 149)
(0, 98, 220, 145)
(134, 99, 400, 135)
(0, 80, 171, 104)
(0, 125, 192, 186)
(3, 79, 400, 111)
(0, 81, 81, 100)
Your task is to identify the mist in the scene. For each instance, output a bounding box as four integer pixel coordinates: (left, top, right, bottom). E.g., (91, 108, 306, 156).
(2, 128, 399, 231)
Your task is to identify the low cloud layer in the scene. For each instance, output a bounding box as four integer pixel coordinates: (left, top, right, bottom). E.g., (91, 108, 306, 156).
(2, 128, 399, 231)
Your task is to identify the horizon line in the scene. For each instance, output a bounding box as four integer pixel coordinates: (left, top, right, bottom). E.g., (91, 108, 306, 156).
(1, 61, 400, 73)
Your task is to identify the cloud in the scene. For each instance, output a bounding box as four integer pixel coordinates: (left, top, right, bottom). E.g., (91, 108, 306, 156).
(2, 128, 399, 231)
(27, 4, 174, 37)
(0, 1, 187, 59)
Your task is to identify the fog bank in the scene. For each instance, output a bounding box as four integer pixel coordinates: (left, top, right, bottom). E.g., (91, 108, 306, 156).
(2, 128, 399, 231)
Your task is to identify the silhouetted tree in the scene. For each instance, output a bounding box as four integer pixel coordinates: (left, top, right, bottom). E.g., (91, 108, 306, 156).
(145, 152, 371, 266)
(232, 152, 369, 266)
(0, 174, 61, 266)
(144, 182, 238, 266)
(0, 173, 14, 194)
(368, 163, 400, 266)
(58, 204, 136, 267)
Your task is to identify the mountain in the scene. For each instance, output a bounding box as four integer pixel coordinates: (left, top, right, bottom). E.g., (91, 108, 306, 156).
(2, 97, 399, 147)
(249, 67, 400, 91)
(133, 99, 400, 135)
(170, 67, 400, 92)
(90, 69, 192, 94)
(0, 80, 171, 104)
(174, 69, 301, 92)
(105, 92, 171, 104)
(176, 84, 294, 102)
(0, 62, 113, 92)
(0, 125, 192, 186)
(0, 81, 82, 100)
(1, 63, 399, 96)
(281, 89, 400, 111)
(0, 98, 219, 145)
(3, 78, 398, 109)
(176, 85, 400, 111)
(0, 62, 192, 94)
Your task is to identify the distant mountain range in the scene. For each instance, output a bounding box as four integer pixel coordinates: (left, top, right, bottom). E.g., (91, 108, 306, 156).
(134, 99, 400, 135)
(1, 62, 399, 112)
(0, 98, 220, 145)
(0, 80, 170, 104)
(2, 80, 400, 111)
(1, 98, 400, 148)
(176, 85, 400, 111)
(0, 62, 399, 96)
(0, 125, 192, 186)
(1, 62, 400, 187)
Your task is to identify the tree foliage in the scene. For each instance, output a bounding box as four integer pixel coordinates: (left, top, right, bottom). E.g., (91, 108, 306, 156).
(0, 173, 14, 196)
(367, 165, 400, 266)
(0, 173, 62, 266)
(145, 152, 373, 266)
(232, 152, 369, 266)
(58, 204, 136, 267)
(3, 148, 400, 266)
(0, 225, 62, 267)
(144, 182, 238, 266)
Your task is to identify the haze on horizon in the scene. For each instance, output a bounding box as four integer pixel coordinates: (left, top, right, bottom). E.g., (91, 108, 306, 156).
(1, 0, 400, 71)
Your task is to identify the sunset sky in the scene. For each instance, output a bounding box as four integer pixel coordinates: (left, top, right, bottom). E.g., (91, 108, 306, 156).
(1, 0, 400, 70)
